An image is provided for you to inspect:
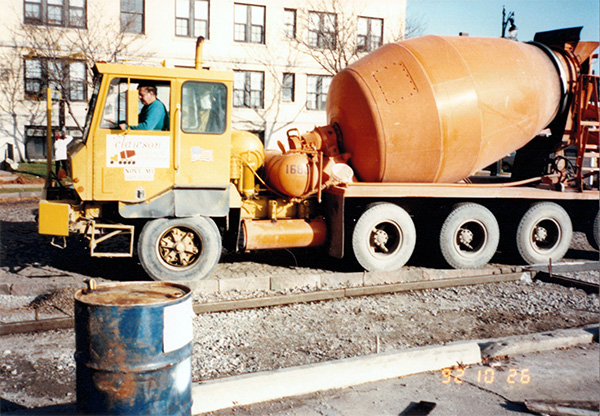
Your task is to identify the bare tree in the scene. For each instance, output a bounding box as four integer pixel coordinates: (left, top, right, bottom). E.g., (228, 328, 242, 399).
(397, 13, 427, 40)
(231, 44, 307, 144)
(8, 2, 149, 132)
(0, 42, 46, 163)
(291, 0, 423, 75)
(292, 0, 363, 75)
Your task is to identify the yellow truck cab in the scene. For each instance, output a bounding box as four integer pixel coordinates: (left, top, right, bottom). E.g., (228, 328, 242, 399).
(77, 62, 232, 212)
(40, 42, 244, 280)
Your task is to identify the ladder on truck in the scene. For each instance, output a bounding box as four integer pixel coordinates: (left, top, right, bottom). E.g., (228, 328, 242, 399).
(572, 73, 599, 191)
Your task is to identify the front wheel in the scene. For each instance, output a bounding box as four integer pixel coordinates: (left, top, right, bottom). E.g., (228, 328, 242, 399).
(439, 203, 499, 269)
(516, 202, 572, 265)
(138, 216, 222, 281)
(351, 203, 416, 272)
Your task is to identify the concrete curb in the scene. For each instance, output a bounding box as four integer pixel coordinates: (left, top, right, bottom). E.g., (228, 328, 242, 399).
(190, 325, 599, 415)
(2, 266, 528, 297)
(479, 324, 599, 358)
(0, 190, 41, 200)
(189, 267, 527, 295)
(191, 341, 482, 415)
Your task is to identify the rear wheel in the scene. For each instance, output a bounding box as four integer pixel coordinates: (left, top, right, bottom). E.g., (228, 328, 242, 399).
(585, 210, 599, 250)
(138, 216, 222, 281)
(351, 203, 416, 272)
(516, 202, 572, 265)
(439, 203, 499, 269)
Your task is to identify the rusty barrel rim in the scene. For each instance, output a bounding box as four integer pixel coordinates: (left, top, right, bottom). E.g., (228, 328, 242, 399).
(74, 281, 191, 307)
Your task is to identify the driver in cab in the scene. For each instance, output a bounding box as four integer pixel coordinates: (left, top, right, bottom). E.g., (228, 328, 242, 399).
(120, 83, 169, 131)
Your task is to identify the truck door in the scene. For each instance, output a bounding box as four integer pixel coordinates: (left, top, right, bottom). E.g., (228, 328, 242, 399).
(175, 80, 230, 187)
(94, 77, 174, 202)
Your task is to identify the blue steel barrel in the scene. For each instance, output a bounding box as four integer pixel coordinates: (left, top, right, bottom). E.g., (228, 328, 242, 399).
(74, 282, 193, 415)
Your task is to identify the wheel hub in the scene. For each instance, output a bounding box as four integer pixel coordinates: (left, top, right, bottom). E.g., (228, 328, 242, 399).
(372, 229, 390, 253)
(533, 226, 548, 242)
(159, 227, 200, 267)
(458, 228, 474, 249)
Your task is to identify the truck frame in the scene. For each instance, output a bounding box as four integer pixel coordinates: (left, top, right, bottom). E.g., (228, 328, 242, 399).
(38, 32, 599, 282)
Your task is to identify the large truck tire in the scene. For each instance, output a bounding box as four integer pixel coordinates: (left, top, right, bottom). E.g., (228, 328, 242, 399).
(138, 216, 222, 281)
(585, 210, 599, 250)
(351, 203, 416, 272)
(439, 203, 499, 269)
(516, 202, 572, 265)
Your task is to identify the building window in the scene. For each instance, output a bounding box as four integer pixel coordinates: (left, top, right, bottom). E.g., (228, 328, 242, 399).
(234, 70, 264, 108)
(175, 0, 209, 38)
(24, 0, 86, 28)
(308, 11, 336, 49)
(24, 58, 87, 101)
(283, 8, 296, 38)
(234, 3, 265, 44)
(282, 73, 295, 102)
(357, 16, 383, 52)
(121, 0, 144, 33)
(306, 75, 331, 110)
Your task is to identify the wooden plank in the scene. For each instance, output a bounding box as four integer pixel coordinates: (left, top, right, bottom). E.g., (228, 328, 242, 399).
(535, 272, 599, 294)
(193, 273, 526, 315)
(526, 261, 600, 274)
(0, 317, 73, 336)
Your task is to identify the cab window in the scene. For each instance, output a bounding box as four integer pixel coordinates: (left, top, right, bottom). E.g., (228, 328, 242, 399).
(100, 78, 171, 131)
(181, 81, 227, 134)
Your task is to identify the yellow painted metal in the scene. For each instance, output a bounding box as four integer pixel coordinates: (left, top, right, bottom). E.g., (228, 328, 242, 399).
(242, 218, 327, 250)
(241, 197, 297, 220)
(89, 222, 135, 258)
(45, 89, 53, 186)
(327, 35, 566, 183)
(70, 139, 90, 200)
(126, 88, 139, 127)
(72, 63, 234, 202)
(230, 130, 264, 197)
(195, 37, 204, 70)
(229, 183, 242, 209)
(173, 77, 231, 188)
(38, 200, 70, 236)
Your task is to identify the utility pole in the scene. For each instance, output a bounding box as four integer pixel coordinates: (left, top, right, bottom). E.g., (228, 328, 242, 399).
(501, 6, 518, 40)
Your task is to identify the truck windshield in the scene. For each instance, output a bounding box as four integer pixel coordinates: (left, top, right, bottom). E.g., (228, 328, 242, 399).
(81, 75, 101, 144)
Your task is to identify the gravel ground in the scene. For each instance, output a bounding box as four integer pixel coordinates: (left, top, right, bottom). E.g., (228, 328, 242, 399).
(0, 199, 598, 412)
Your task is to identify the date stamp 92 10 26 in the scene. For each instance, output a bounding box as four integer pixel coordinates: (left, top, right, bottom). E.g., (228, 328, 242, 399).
(441, 367, 531, 385)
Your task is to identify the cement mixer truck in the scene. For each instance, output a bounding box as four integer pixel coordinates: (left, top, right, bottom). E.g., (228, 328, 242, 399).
(38, 28, 599, 281)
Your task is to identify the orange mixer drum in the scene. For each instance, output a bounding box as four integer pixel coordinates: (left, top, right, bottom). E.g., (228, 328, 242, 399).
(327, 35, 565, 183)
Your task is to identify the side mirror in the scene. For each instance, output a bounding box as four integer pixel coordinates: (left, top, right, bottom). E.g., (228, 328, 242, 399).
(127, 88, 139, 128)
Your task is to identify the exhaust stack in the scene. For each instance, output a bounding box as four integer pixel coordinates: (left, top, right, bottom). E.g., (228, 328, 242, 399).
(195, 36, 204, 70)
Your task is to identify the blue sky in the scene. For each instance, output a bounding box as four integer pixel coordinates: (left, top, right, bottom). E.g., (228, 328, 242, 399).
(407, 0, 600, 42)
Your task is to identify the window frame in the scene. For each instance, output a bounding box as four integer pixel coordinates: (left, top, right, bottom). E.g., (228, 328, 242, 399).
(175, 0, 210, 39)
(121, 0, 145, 34)
(283, 8, 296, 39)
(234, 3, 265, 44)
(24, 57, 87, 102)
(357, 16, 383, 52)
(308, 11, 337, 50)
(282, 73, 295, 102)
(24, 0, 87, 28)
(180, 80, 228, 135)
(306, 74, 331, 111)
(233, 70, 264, 109)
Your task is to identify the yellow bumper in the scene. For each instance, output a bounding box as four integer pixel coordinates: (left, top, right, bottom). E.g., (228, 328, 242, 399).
(38, 200, 70, 236)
